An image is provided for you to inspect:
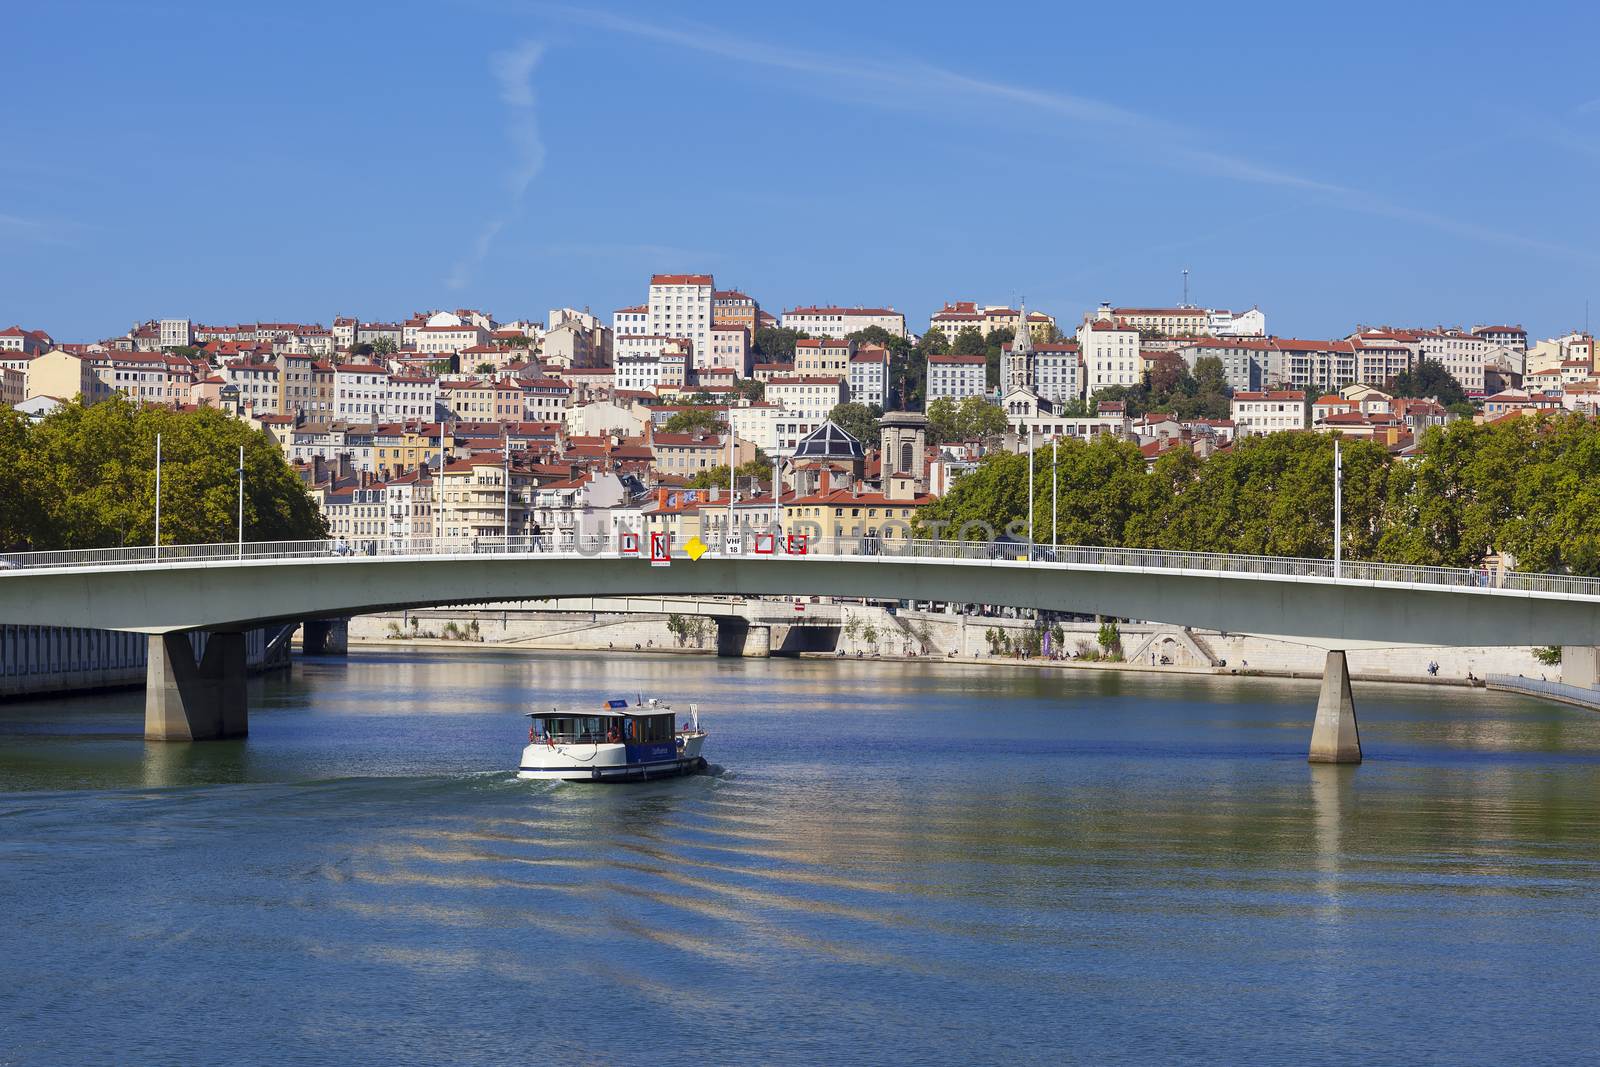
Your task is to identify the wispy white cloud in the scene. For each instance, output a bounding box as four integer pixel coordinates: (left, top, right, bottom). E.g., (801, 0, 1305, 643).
(534, 5, 1592, 262)
(1578, 97, 1600, 115)
(448, 39, 547, 290)
(0, 212, 85, 246)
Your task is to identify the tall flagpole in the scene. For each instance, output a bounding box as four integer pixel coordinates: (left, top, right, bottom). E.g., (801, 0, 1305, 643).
(727, 414, 735, 546)
(503, 430, 510, 550)
(154, 433, 162, 561)
(237, 444, 245, 558)
(1052, 437, 1057, 547)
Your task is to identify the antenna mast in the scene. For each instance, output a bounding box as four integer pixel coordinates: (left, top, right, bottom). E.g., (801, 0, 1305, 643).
(1182, 268, 1190, 308)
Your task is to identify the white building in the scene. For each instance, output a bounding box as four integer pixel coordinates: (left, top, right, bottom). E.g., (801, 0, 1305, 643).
(334, 363, 390, 421)
(1416, 330, 1494, 396)
(158, 318, 193, 349)
(414, 323, 490, 355)
(781, 306, 907, 339)
(926, 353, 987, 402)
(646, 274, 714, 361)
(1208, 308, 1267, 337)
(1076, 304, 1141, 397)
(386, 374, 438, 421)
(704, 325, 750, 376)
(849, 347, 888, 408)
(729, 402, 786, 454)
(768, 375, 847, 423)
(1230, 390, 1306, 436)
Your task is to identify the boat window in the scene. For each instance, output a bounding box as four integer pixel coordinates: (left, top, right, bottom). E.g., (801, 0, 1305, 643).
(535, 715, 619, 743)
(625, 714, 676, 744)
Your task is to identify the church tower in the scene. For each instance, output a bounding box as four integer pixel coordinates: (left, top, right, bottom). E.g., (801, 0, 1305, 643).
(1003, 300, 1036, 392)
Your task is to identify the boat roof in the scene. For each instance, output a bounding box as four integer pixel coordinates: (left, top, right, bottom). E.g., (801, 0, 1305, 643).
(525, 701, 673, 718)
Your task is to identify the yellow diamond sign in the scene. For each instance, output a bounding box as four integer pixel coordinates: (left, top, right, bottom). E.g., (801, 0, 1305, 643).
(684, 536, 709, 560)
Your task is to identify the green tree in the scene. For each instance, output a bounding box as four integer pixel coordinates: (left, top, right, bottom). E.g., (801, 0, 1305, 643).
(951, 327, 987, 357)
(663, 409, 725, 434)
(734, 378, 766, 402)
(983, 327, 1015, 389)
(13, 398, 325, 551)
(827, 401, 882, 444)
(753, 326, 809, 362)
(372, 336, 397, 356)
(925, 395, 1007, 446)
(685, 458, 772, 490)
(1389, 359, 1467, 406)
(475, 362, 496, 375)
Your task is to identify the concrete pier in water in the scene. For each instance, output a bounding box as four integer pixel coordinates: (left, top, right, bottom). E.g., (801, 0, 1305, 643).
(144, 632, 248, 741)
(1308, 650, 1361, 764)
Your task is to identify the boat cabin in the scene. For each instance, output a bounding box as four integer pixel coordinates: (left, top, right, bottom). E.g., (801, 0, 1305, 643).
(528, 708, 678, 745)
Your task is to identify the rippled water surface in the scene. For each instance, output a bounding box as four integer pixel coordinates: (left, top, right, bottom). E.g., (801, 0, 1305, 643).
(4, 650, 1600, 1065)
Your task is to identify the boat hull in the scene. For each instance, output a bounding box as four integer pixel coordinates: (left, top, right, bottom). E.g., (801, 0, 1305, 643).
(517, 754, 708, 783)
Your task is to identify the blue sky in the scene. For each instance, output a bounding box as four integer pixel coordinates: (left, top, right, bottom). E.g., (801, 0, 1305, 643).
(5, 0, 1598, 342)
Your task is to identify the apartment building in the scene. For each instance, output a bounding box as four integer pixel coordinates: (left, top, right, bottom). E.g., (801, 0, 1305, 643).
(848, 346, 888, 408)
(925, 353, 988, 402)
(781, 305, 907, 339)
(1076, 304, 1141, 396)
(1230, 390, 1307, 436)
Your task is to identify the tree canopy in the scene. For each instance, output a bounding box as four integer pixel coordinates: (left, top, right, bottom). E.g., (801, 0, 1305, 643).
(916, 414, 1600, 574)
(685, 458, 772, 489)
(0, 399, 326, 552)
(752, 326, 809, 362)
(827, 401, 882, 445)
(663, 408, 725, 435)
(926, 395, 1009, 446)
(1388, 359, 1467, 406)
(1092, 355, 1232, 419)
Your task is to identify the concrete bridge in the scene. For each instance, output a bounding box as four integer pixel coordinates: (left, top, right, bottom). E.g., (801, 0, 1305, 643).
(6, 534, 1600, 762)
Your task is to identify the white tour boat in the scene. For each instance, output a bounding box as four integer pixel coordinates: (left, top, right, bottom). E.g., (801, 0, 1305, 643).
(518, 698, 709, 782)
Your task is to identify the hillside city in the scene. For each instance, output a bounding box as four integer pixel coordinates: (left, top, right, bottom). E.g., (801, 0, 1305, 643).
(1, 272, 1589, 550)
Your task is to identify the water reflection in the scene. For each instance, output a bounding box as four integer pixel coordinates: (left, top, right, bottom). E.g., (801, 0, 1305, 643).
(4, 652, 1600, 1064)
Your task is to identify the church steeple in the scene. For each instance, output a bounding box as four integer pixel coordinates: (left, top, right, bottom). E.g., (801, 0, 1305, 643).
(1005, 298, 1036, 393)
(1014, 300, 1034, 355)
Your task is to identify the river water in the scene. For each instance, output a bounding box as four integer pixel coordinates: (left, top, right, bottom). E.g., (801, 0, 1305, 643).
(3, 650, 1600, 1065)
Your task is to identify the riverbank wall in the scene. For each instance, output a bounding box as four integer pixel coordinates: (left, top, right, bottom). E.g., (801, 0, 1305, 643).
(345, 605, 1552, 685)
(0, 625, 292, 699)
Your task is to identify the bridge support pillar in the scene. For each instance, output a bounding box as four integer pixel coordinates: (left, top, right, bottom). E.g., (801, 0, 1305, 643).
(1562, 647, 1599, 689)
(145, 632, 248, 742)
(715, 620, 770, 658)
(302, 619, 349, 656)
(1308, 650, 1361, 764)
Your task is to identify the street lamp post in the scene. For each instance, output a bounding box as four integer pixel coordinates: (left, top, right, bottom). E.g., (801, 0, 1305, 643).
(154, 433, 162, 561)
(1052, 437, 1058, 548)
(1027, 427, 1034, 553)
(1334, 437, 1343, 580)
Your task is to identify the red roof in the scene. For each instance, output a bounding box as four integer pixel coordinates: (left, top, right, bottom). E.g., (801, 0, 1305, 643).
(650, 274, 713, 286)
(928, 354, 986, 365)
(786, 306, 899, 317)
(1234, 390, 1306, 401)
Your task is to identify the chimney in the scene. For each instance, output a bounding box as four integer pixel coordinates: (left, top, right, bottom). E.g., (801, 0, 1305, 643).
(820, 468, 831, 495)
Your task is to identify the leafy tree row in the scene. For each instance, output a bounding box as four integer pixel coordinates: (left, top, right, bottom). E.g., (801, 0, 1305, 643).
(917, 414, 1600, 573)
(0, 399, 327, 552)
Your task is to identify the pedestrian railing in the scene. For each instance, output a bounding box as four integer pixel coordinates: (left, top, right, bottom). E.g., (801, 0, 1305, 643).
(3, 534, 1600, 600)
(1484, 675, 1600, 709)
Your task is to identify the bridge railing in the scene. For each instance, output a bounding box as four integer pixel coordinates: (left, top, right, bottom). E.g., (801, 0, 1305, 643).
(4, 533, 1600, 600)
